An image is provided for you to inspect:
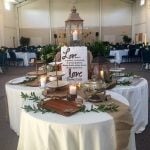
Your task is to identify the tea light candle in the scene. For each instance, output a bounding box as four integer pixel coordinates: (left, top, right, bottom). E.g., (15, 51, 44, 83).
(40, 76, 46, 88)
(72, 30, 78, 41)
(49, 76, 57, 81)
(69, 85, 77, 95)
(100, 70, 104, 79)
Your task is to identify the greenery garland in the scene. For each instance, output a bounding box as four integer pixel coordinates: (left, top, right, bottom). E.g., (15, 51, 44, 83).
(21, 92, 119, 114)
(117, 81, 131, 86)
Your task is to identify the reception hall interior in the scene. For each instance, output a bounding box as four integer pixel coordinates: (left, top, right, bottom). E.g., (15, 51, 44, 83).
(0, 0, 150, 150)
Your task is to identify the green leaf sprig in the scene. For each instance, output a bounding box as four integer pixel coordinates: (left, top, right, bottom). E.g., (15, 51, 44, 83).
(80, 103, 119, 113)
(22, 104, 52, 114)
(124, 72, 134, 77)
(117, 81, 131, 86)
(21, 93, 119, 114)
(21, 92, 41, 102)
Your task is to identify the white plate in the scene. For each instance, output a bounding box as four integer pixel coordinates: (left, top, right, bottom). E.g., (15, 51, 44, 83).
(110, 69, 122, 72)
(117, 77, 133, 82)
(110, 68, 125, 72)
(9, 77, 26, 84)
(46, 80, 69, 88)
(47, 71, 65, 77)
(49, 62, 62, 66)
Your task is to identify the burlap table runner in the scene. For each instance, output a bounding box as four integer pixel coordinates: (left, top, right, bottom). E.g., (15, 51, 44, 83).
(78, 90, 133, 150)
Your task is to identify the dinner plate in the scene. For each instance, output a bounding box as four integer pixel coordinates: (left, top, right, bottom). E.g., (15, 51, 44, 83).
(110, 67, 125, 72)
(47, 71, 65, 77)
(46, 80, 69, 88)
(9, 77, 26, 84)
(117, 77, 133, 82)
(49, 62, 62, 66)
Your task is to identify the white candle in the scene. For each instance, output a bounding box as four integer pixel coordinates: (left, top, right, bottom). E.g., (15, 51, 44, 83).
(40, 76, 46, 88)
(69, 85, 77, 95)
(72, 30, 78, 41)
(100, 70, 104, 79)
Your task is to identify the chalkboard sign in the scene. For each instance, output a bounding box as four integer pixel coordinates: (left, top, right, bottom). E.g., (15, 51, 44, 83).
(61, 46, 88, 83)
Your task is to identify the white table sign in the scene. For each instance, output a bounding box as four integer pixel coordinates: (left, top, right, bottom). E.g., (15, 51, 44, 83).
(61, 46, 88, 83)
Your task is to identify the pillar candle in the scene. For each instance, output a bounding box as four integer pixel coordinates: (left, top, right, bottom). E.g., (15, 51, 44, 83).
(100, 70, 104, 79)
(72, 30, 78, 41)
(69, 85, 77, 95)
(40, 76, 46, 88)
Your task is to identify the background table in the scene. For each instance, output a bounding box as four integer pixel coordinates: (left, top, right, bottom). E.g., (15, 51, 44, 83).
(109, 49, 128, 64)
(111, 78, 148, 133)
(17, 91, 136, 150)
(7, 52, 36, 66)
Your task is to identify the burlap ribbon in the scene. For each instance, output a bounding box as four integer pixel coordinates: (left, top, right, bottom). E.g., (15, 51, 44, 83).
(78, 90, 133, 150)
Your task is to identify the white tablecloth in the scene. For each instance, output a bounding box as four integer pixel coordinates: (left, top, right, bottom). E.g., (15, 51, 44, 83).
(5, 78, 43, 135)
(109, 49, 139, 64)
(109, 49, 128, 64)
(17, 91, 136, 150)
(111, 78, 148, 133)
(7, 52, 36, 66)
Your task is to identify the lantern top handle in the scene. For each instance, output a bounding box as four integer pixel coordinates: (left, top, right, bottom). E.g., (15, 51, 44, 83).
(65, 6, 84, 22)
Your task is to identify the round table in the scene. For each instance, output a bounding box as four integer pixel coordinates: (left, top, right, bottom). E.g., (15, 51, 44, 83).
(17, 91, 136, 150)
(111, 78, 148, 133)
(5, 77, 43, 135)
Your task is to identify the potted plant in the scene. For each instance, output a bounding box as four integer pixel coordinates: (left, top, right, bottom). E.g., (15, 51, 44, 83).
(122, 35, 132, 44)
(40, 44, 60, 63)
(86, 41, 109, 58)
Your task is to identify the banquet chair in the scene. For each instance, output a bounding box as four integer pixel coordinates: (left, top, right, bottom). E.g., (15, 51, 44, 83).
(8, 51, 24, 66)
(0, 52, 8, 73)
(140, 50, 150, 70)
(122, 48, 136, 62)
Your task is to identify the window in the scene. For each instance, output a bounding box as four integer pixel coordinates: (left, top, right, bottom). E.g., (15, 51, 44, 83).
(140, 0, 145, 6)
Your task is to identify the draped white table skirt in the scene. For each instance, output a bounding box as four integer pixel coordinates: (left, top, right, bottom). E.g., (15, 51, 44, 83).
(17, 91, 136, 150)
(7, 52, 36, 66)
(111, 78, 148, 133)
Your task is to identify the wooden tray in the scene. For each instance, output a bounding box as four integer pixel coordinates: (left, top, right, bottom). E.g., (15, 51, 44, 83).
(27, 71, 46, 76)
(41, 99, 83, 116)
(25, 78, 40, 87)
(29, 60, 44, 65)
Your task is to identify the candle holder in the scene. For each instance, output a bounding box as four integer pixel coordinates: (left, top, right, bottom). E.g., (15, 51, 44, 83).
(67, 84, 77, 101)
(40, 76, 47, 88)
(65, 6, 84, 46)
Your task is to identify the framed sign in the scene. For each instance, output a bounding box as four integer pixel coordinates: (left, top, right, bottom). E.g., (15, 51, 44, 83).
(61, 46, 88, 83)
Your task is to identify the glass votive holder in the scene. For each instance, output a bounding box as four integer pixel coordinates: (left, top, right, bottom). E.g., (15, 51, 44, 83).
(67, 84, 77, 101)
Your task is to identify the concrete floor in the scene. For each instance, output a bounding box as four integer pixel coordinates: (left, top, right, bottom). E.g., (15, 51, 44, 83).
(0, 63, 149, 150)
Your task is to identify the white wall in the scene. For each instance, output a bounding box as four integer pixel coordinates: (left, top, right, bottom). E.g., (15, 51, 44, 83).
(5, 0, 132, 46)
(4, 4, 17, 47)
(102, 0, 132, 26)
(18, 0, 50, 28)
(0, 0, 4, 47)
(132, 0, 146, 42)
(0, 1, 17, 47)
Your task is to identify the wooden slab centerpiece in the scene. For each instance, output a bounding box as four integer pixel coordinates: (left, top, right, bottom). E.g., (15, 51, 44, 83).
(41, 99, 83, 116)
